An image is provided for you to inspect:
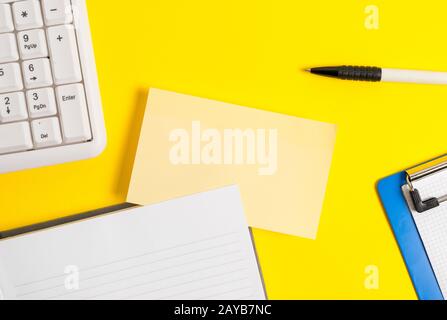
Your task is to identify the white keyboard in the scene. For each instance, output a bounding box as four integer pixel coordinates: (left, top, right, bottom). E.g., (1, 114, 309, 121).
(0, 0, 105, 174)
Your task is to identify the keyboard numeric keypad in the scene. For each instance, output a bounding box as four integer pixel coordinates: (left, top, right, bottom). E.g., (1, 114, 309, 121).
(0, 0, 93, 156)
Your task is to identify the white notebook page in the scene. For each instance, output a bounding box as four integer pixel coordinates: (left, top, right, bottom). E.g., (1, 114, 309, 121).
(0, 186, 265, 300)
(403, 169, 447, 298)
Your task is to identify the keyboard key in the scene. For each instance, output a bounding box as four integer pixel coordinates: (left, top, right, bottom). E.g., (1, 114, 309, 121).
(12, 0, 44, 31)
(0, 4, 14, 33)
(27, 87, 57, 118)
(23, 58, 53, 89)
(0, 33, 19, 63)
(0, 63, 23, 94)
(42, 0, 73, 26)
(31, 117, 62, 148)
(47, 25, 82, 85)
(0, 121, 33, 155)
(0, 92, 28, 123)
(56, 84, 91, 143)
(17, 29, 48, 60)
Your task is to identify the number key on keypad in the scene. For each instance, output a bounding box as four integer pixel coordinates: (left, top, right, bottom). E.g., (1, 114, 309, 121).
(23, 58, 53, 89)
(0, 121, 33, 155)
(0, 4, 14, 33)
(18, 29, 48, 60)
(0, 34, 19, 63)
(26, 87, 57, 118)
(31, 117, 62, 148)
(0, 92, 28, 123)
(0, 63, 23, 94)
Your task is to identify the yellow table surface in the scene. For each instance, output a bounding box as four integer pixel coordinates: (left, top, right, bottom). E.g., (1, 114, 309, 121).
(3, 0, 447, 299)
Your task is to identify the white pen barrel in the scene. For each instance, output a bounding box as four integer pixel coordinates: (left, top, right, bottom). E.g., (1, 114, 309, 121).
(381, 69, 447, 84)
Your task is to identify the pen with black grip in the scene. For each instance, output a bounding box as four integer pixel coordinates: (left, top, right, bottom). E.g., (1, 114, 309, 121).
(307, 66, 447, 84)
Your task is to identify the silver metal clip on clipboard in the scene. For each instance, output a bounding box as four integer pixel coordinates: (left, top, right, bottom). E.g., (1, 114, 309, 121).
(406, 155, 447, 213)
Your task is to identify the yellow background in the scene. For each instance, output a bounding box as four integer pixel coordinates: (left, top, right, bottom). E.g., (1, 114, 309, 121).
(3, 0, 447, 299)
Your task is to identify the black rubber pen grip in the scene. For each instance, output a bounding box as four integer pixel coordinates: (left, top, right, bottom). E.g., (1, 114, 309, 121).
(338, 66, 382, 82)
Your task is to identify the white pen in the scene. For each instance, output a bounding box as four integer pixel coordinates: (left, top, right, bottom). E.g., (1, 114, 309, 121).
(307, 66, 447, 85)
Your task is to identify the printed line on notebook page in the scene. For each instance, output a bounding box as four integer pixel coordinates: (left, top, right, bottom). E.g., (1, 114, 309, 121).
(17, 240, 241, 298)
(44, 256, 246, 300)
(16, 232, 238, 288)
(197, 286, 255, 300)
(83, 265, 248, 300)
(126, 276, 250, 300)
(90, 267, 248, 300)
(155, 278, 252, 301)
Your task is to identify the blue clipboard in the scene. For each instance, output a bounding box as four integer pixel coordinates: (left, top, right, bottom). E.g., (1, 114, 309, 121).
(378, 172, 444, 300)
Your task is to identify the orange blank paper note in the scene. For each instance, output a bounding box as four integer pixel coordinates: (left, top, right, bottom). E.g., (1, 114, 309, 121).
(127, 89, 336, 239)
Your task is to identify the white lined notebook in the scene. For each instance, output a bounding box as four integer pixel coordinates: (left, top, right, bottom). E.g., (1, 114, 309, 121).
(403, 169, 447, 298)
(0, 186, 265, 300)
